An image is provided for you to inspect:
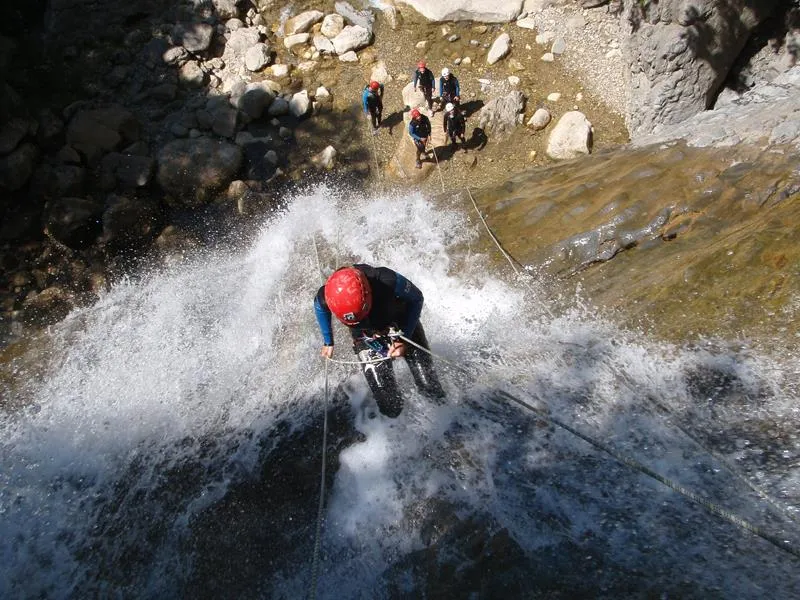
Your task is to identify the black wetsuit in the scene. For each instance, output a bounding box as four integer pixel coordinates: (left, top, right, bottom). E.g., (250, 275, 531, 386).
(443, 109, 466, 146)
(314, 264, 444, 416)
(413, 67, 435, 109)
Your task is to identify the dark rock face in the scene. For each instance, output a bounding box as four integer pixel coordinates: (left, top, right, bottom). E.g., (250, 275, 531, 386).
(156, 138, 243, 207)
(624, 0, 781, 137)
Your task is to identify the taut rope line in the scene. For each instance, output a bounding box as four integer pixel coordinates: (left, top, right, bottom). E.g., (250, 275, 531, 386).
(396, 333, 800, 561)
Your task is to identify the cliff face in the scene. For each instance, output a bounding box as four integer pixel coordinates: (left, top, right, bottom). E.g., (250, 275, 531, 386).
(622, 0, 783, 137)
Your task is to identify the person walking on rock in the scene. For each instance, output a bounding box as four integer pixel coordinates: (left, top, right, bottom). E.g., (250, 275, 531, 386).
(314, 264, 444, 418)
(362, 80, 384, 134)
(443, 102, 467, 153)
(438, 67, 460, 109)
(408, 108, 432, 169)
(413, 60, 436, 112)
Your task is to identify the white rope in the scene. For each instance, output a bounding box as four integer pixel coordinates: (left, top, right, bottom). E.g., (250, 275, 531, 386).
(430, 139, 445, 193)
(396, 334, 800, 560)
(465, 187, 555, 320)
(309, 235, 330, 599)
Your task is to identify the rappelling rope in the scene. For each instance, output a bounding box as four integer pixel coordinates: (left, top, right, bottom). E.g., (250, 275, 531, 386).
(366, 116, 382, 184)
(464, 187, 555, 320)
(309, 236, 330, 600)
(396, 333, 800, 561)
(462, 184, 800, 533)
(608, 365, 800, 527)
(429, 139, 446, 193)
(309, 358, 329, 600)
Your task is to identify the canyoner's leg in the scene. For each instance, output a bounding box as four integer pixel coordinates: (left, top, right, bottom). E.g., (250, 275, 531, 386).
(404, 323, 445, 400)
(354, 340, 403, 418)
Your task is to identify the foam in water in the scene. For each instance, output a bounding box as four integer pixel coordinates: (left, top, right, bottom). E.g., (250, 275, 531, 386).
(2, 186, 799, 598)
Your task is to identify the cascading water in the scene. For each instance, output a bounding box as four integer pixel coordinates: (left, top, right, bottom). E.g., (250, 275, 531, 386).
(2, 186, 799, 598)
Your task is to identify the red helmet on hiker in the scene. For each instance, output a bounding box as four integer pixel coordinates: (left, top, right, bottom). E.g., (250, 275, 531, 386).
(417, 60, 426, 68)
(324, 268, 372, 325)
(410, 108, 421, 119)
(369, 81, 380, 91)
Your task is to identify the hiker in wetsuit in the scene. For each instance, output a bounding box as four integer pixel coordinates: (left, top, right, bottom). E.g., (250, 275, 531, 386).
(443, 102, 467, 153)
(408, 108, 431, 169)
(362, 80, 384, 133)
(413, 60, 436, 111)
(438, 67, 460, 108)
(314, 265, 444, 417)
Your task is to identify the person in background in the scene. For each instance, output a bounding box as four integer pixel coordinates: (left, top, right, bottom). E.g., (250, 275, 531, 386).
(438, 67, 460, 109)
(362, 80, 384, 134)
(443, 102, 467, 153)
(314, 265, 443, 417)
(413, 60, 436, 112)
(408, 108, 431, 169)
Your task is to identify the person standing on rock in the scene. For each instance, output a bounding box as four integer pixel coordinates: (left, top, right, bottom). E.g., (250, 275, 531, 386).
(413, 60, 436, 112)
(438, 68, 460, 109)
(408, 108, 432, 169)
(362, 80, 384, 134)
(314, 264, 444, 418)
(443, 103, 467, 153)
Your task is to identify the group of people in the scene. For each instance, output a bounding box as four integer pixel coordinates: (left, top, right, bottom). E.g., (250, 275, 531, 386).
(361, 60, 469, 169)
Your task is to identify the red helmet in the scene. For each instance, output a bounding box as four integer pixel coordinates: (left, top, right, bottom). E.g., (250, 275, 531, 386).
(410, 108, 421, 119)
(417, 60, 426, 68)
(369, 80, 380, 91)
(324, 267, 372, 325)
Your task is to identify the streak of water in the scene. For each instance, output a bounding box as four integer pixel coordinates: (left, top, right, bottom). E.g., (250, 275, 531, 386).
(1, 186, 798, 598)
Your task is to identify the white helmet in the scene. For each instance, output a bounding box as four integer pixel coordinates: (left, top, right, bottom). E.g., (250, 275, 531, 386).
(441, 68, 450, 77)
(445, 103, 454, 112)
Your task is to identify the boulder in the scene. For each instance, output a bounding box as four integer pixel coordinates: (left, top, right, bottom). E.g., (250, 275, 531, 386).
(284, 33, 311, 50)
(0, 117, 29, 155)
(289, 90, 311, 118)
(43, 196, 104, 248)
(311, 146, 337, 170)
(527, 107, 551, 130)
(0, 143, 39, 191)
(156, 138, 243, 207)
(245, 43, 272, 71)
(172, 23, 215, 53)
(99, 153, 155, 188)
(478, 90, 525, 135)
(66, 105, 139, 165)
(487, 33, 511, 65)
(546, 111, 593, 159)
(321, 13, 345, 38)
(101, 193, 162, 247)
(332, 25, 372, 55)
(396, 0, 523, 22)
(235, 82, 276, 120)
(284, 10, 324, 35)
(335, 1, 375, 32)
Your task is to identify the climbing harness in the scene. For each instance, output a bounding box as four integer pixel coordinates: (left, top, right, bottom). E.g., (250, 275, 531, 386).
(396, 334, 800, 561)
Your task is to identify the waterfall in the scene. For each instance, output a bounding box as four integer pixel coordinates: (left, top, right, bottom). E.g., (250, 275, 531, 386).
(2, 185, 799, 598)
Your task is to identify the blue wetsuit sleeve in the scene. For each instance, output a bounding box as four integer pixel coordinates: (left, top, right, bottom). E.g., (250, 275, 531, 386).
(408, 121, 420, 141)
(361, 89, 369, 112)
(394, 274, 424, 336)
(413, 70, 419, 87)
(314, 293, 334, 345)
(455, 78, 460, 96)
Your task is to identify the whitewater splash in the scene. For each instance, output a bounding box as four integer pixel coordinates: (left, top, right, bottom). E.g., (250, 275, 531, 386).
(1, 186, 799, 598)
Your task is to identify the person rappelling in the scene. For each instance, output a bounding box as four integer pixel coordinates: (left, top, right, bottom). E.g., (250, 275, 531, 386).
(314, 265, 444, 417)
(362, 80, 384, 135)
(408, 108, 432, 169)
